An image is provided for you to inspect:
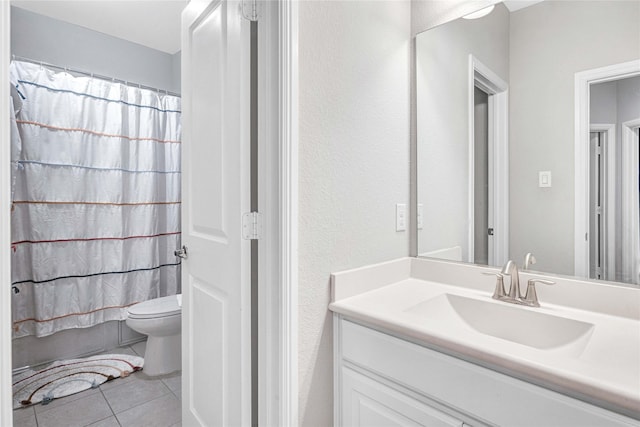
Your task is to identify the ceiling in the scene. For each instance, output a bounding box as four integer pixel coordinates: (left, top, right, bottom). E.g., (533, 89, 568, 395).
(503, 0, 545, 12)
(11, 0, 187, 54)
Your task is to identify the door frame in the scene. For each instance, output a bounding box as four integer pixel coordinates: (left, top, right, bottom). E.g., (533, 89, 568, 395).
(0, 1, 299, 425)
(468, 55, 509, 267)
(0, 1, 13, 425)
(264, 0, 299, 424)
(620, 118, 640, 284)
(589, 124, 616, 281)
(574, 59, 640, 278)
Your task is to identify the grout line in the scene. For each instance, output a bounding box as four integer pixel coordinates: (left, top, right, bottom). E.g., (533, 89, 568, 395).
(23, 364, 176, 427)
(105, 377, 172, 416)
(130, 342, 146, 357)
(160, 376, 176, 396)
(14, 345, 157, 427)
(101, 372, 145, 395)
(98, 387, 118, 419)
(116, 392, 179, 419)
(83, 413, 120, 427)
(32, 390, 103, 426)
(129, 344, 141, 357)
(32, 388, 99, 415)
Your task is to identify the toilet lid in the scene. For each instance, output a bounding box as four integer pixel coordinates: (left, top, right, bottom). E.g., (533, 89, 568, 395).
(128, 294, 181, 319)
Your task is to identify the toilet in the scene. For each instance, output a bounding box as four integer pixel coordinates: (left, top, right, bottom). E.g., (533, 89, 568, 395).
(126, 294, 182, 376)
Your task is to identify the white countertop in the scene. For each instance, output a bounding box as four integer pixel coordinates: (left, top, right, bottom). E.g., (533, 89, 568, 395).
(329, 257, 640, 418)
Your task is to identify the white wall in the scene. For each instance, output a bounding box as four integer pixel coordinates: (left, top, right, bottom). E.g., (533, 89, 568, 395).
(298, 1, 411, 424)
(11, 6, 180, 93)
(415, 3, 509, 260)
(509, 1, 639, 275)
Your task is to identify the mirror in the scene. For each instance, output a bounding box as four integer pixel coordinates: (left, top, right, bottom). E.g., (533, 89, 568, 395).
(416, 0, 640, 284)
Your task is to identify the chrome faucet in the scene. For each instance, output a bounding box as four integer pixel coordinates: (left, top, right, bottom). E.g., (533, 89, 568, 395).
(483, 259, 556, 307)
(523, 252, 536, 270)
(500, 259, 522, 302)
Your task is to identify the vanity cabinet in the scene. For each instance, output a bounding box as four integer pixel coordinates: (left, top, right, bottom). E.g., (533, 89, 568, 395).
(334, 316, 640, 427)
(341, 366, 465, 426)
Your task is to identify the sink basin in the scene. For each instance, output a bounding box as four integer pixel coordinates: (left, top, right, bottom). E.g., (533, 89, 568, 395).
(404, 294, 594, 355)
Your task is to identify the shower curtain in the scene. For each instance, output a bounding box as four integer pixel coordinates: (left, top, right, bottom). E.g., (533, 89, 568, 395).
(9, 61, 181, 338)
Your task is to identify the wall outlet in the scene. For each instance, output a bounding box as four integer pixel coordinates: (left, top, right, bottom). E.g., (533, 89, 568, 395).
(417, 204, 424, 230)
(396, 204, 407, 232)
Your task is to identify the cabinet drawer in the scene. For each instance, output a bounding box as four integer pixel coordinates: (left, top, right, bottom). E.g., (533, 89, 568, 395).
(341, 367, 464, 427)
(339, 318, 639, 426)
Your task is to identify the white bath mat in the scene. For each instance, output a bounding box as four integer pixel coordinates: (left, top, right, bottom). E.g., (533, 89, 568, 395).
(12, 354, 144, 409)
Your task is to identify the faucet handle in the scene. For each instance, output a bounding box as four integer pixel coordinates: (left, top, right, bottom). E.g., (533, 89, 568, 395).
(482, 272, 507, 300)
(522, 278, 555, 307)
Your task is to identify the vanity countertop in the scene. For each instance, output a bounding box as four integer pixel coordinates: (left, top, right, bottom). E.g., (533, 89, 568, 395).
(329, 257, 640, 419)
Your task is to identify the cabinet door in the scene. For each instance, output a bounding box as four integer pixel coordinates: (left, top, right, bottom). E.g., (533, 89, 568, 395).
(341, 367, 464, 427)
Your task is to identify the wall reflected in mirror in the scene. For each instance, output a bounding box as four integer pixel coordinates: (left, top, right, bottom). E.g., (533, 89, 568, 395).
(416, 0, 640, 284)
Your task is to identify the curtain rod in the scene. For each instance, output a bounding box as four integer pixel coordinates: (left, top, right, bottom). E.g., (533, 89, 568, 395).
(11, 55, 181, 98)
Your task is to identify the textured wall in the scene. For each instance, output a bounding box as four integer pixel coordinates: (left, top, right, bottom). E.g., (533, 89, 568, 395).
(509, 1, 639, 275)
(298, 1, 411, 424)
(11, 6, 180, 93)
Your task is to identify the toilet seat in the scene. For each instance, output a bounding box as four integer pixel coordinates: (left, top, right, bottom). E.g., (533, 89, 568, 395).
(128, 294, 181, 319)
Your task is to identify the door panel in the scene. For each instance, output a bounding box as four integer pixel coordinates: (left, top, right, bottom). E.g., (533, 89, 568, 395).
(191, 282, 225, 423)
(342, 367, 463, 427)
(191, 4, 225, 239)
(181, 0, 251, 425)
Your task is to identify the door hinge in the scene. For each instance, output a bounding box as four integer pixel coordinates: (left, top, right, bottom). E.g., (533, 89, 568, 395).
(241, 0, 259, 21)
(242, 212, 263, 240)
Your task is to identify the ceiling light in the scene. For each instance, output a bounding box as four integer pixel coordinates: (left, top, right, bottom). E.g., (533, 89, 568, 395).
(463, 5, 495, 20)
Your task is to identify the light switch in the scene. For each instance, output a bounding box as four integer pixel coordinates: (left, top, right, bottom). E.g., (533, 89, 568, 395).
(417, 204, 424, 230)
(539, 171, 552, 188)
(396, 203, 407, 232)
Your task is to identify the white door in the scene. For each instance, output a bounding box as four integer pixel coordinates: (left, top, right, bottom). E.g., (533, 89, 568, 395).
(181, 0, 251, 426)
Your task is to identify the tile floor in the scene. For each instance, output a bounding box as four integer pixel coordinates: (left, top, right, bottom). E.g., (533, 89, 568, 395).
(13, 341, 182, 427)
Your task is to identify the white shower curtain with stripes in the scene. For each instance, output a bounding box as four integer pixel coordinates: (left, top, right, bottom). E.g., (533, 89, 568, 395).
(10, 61, 181, 338)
